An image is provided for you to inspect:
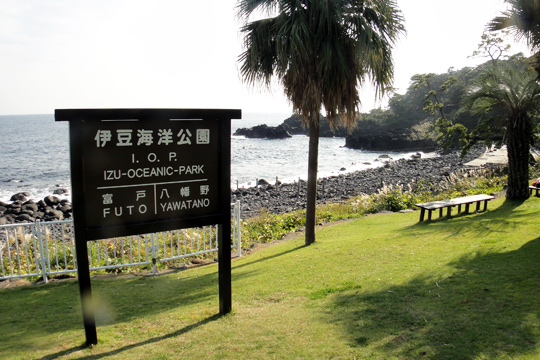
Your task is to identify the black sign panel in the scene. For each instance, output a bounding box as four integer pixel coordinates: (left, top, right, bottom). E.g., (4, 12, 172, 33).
(56, 109, 240, 240)
(85, 119, 219, 227)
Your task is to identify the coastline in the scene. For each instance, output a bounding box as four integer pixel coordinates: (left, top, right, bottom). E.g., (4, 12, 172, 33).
(233, 146, 494, 218)
(0, 146, 498, 225)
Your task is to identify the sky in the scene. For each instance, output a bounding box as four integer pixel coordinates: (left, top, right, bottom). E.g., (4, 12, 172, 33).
(0, 0, 531, 116)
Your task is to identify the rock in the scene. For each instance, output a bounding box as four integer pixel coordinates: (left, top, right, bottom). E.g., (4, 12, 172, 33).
(45, 210, 64, 220)
(22, 203, 39, 212)
(16, 214, 34, 222)
(345, 127, 437, 152)
(257, 179, 270, 186)
(234, 124, 292, 139)
(0, 217, 7, 225)
(280, 114, 349, 137)
(10, 193, 28, 202)
(53, 188, 68, 195)
(59, 204, 72, 213)
(44, 195, 61, 207)
(4, 207, 21, 215)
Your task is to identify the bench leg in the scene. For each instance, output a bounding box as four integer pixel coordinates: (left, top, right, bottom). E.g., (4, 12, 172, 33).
(427, 210, 432, 221)
(483, 200, 488, 211)
(439, 208, 443, 218)
(419, 208, 425, 222)
(476, 202, 481, 212)
(447, 206, 452, 217)
(465, 203, 470, 213)
(457, 204, 462, 213)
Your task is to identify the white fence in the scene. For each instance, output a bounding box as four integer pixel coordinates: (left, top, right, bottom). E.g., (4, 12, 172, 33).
(0, 202, 241, 283)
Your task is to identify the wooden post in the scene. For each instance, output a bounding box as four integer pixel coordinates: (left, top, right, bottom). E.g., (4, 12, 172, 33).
(218, 118, 232, 315)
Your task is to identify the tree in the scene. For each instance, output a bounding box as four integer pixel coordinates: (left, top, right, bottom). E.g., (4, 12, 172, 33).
(488, 0, 540, 77)
(462, 58, 540, 199)
(237, 0, 405, 245)
(411, 74, 466, 149)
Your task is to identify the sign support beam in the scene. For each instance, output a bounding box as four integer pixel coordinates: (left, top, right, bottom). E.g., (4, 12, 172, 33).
(218, 116, 232, 314)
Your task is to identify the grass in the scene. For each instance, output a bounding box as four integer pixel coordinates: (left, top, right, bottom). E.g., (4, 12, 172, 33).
(1, 195, 540, 359)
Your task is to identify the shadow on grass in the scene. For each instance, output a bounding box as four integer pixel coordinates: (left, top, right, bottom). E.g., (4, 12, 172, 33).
(0, 235, 305, 357)
(232, 244, 306, 271)
(0, 266, 258, 355)
(38, 314, 221, 360)
(329, 236, 540, 359)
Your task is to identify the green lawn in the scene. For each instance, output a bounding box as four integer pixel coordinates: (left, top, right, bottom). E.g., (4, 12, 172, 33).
(1, 196, 540, 359)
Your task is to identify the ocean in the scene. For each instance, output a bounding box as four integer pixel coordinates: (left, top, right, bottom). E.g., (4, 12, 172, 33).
(0, 112, 435, 202)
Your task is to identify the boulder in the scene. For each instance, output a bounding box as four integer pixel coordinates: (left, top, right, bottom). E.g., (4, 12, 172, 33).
(22, 203, 39, 212)
(59, 204, 72, 213)
(45, 210, 64, 221)
(10, 193, 28, 202)
(44, 195, 61, 207)
(16, 214, 34, 222)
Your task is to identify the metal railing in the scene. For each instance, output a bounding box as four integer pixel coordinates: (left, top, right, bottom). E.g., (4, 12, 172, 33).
(0, 202, 241, 283)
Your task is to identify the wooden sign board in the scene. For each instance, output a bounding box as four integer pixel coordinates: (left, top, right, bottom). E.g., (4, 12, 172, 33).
(56, 108, 240, 346)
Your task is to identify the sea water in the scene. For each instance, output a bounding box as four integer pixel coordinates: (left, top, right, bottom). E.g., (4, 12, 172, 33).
(0, 112, 435, 202)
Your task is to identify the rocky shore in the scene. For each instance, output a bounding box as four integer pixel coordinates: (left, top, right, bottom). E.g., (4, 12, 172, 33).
(232, 146, 494, 218)
(0, 146, 496, 224)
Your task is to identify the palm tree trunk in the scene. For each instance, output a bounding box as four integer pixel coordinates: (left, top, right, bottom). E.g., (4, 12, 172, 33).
(305, 120, 320, 245)
(506, 117, 531, 199)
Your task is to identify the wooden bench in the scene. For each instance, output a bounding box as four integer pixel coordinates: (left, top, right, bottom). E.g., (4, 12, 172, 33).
(529, 186, 540, 196)
(415, 194, 495, 222)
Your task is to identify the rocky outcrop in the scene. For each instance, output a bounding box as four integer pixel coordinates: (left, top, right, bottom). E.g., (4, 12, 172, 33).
(280, 114, 349, 137)
(234, 124, 292, 139)
(345, 128, 437, 152)
(235, 114, 350, 139)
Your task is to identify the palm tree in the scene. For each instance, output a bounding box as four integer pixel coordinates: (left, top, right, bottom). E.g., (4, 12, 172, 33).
(488, 0, 540, 77)
(462, 59, 540, 199)
(237, 0, 405, 245)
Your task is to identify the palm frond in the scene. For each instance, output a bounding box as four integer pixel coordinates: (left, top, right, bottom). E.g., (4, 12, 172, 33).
(488, 0, 540, 50)
(236, 0, 279, 19)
